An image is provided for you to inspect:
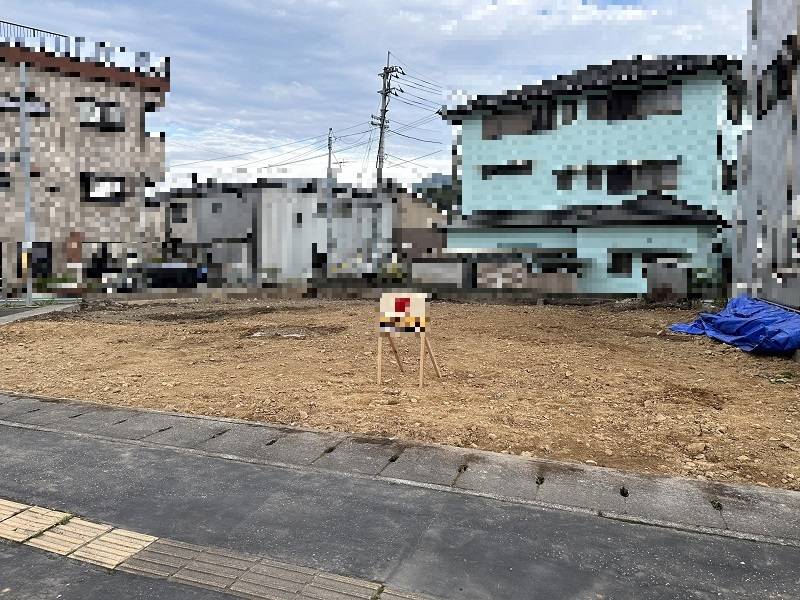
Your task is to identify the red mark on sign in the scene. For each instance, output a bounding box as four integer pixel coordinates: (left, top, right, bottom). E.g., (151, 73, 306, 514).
(394, 297, 411, 314)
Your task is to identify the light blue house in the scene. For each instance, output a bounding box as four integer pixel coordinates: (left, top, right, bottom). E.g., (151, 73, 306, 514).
(441, 56, 749, 297)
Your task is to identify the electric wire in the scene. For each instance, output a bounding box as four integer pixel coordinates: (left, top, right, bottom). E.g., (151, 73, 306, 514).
(384, 149, 445, 169)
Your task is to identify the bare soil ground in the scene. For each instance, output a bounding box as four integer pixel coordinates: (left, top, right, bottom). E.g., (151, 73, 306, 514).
(1, 298, 798, 491)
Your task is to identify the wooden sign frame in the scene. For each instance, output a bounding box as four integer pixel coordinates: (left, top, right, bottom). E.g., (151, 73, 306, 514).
(377, 293, 441, 387)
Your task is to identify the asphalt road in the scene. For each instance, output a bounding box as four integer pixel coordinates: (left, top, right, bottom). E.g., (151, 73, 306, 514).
(0, 540, 232, 600)
(0, 424, 798, 599)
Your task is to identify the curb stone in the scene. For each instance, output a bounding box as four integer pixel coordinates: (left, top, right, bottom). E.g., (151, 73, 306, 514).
(0, 391, 798, 548)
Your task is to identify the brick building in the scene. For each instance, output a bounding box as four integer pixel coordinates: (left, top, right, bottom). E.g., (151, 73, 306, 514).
(0, 29, 168, 296)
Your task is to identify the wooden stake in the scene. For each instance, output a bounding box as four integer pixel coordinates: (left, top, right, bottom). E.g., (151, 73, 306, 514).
(425, 336, 442, 378)
(419, 332, 425, 387)
(377, 332, 383, 386)
(388, 335, 404, 373)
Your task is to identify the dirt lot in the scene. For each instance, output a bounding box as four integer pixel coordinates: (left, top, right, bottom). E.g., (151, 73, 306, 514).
(0, 298, 798, 491)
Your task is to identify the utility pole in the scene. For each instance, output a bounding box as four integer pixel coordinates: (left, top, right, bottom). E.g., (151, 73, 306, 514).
(326, 126, 333, 284)
(372, 52, 402, 184)
(327, 127, 333, 180)
(19, 61, 33, 307)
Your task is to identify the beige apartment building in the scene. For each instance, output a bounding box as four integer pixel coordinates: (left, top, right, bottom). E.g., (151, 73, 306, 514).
(0, 33, 168, 295)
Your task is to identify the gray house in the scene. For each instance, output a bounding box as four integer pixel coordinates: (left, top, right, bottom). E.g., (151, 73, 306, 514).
(161, 178, 422, 288)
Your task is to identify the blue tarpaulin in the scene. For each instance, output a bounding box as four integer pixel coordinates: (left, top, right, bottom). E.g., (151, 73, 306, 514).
(670, 295, 800, 354)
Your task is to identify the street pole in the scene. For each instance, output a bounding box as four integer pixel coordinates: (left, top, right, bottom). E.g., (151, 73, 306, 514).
(19, 61, 33, 307)
(327, 127, 333, 180)
(326, 127, 333, 283)
(375, 51, 390, 184)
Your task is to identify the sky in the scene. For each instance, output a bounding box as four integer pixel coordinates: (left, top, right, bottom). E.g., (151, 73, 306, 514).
(3, 0, 751, 187)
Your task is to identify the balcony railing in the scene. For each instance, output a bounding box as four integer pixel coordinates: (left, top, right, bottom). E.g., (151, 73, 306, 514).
(0, 20, 67, 44)
(0, 19, 168, 80)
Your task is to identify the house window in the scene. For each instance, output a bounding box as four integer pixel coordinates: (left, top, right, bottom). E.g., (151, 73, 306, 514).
(295, 212, 303, 226)
(80, 173, 125, 202)
(481, 160, 533, 180)
(554, 169, 574, 191)
(0, 172, 10, 189)
(634, 161, 679, 193)
(211, 202, 222, 214)
(562, 100, 578, 126)
(587, 95, 608, 120)
(637, 85, 682, 118)
(587, 165, 603, 191)
(605, 161, 678, 195)
(530, 101, 556, 133)
(588, 86, 682, 121)
(722, 160, 738, 193)
(481, 103, 556, 140)
(608, 252, 633, 277)
(171, 203, 188, 224)
(333, 201, 353, 218)
(77, 98, 125, 132)
(16, 242, 52, 279)
(607, 165, 633, 195)
(0, 92, 50, 116)
(607, 90, 640, 121)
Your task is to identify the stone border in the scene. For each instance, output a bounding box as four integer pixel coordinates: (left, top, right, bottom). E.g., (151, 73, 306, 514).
(0, 303, 80, 325)
(0, 391, 798, 549)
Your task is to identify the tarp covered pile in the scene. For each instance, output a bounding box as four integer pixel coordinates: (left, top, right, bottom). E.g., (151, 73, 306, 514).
(670, 295, 800, 354)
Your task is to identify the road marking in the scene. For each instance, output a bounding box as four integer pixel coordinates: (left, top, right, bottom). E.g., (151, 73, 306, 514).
(25, 518, 112, 555)
(0, 506, 71, 542)
(0, 496, 433, 599)
(70, 528, 156, 568)
(0, 499, 29, 521)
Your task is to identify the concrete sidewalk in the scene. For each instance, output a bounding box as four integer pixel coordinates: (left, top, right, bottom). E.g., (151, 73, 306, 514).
(0, 394, 799, 599)
(0, 302, 79, 325)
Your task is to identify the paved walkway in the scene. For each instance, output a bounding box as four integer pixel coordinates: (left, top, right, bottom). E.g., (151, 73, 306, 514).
(0, 302, 79, 325)
(0, 394, 799, 599)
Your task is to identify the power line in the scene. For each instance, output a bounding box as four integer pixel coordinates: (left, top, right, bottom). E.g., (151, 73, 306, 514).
(169, 139, 251, 158)
(169, 121, 371, 168)
(392, 94, 442, 112)
(362, 95, 382, 172)
(253, 137, 378, 170)
(388, 129, 442, 144)
(361, 128, 375, 172)
(388, 51, 445, 88)
(390, 113, 443, 132)
(236, 139, 330, 168)
(390, 123, 443, 136)
(391, 113, 440, 127)
(395, 75, 441, 94)
(397, 89, 443, 108)
(334, 127, 375, 139)
(170, 134, 329, 168)
(400, 71, 445, 90)
(384, 149, 445, 169)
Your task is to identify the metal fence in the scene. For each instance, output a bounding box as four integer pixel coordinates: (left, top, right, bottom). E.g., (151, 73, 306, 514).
(0, 19, 67, 44)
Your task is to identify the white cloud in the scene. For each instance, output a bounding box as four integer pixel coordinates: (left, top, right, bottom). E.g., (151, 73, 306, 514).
(2, 0, 751, 186)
